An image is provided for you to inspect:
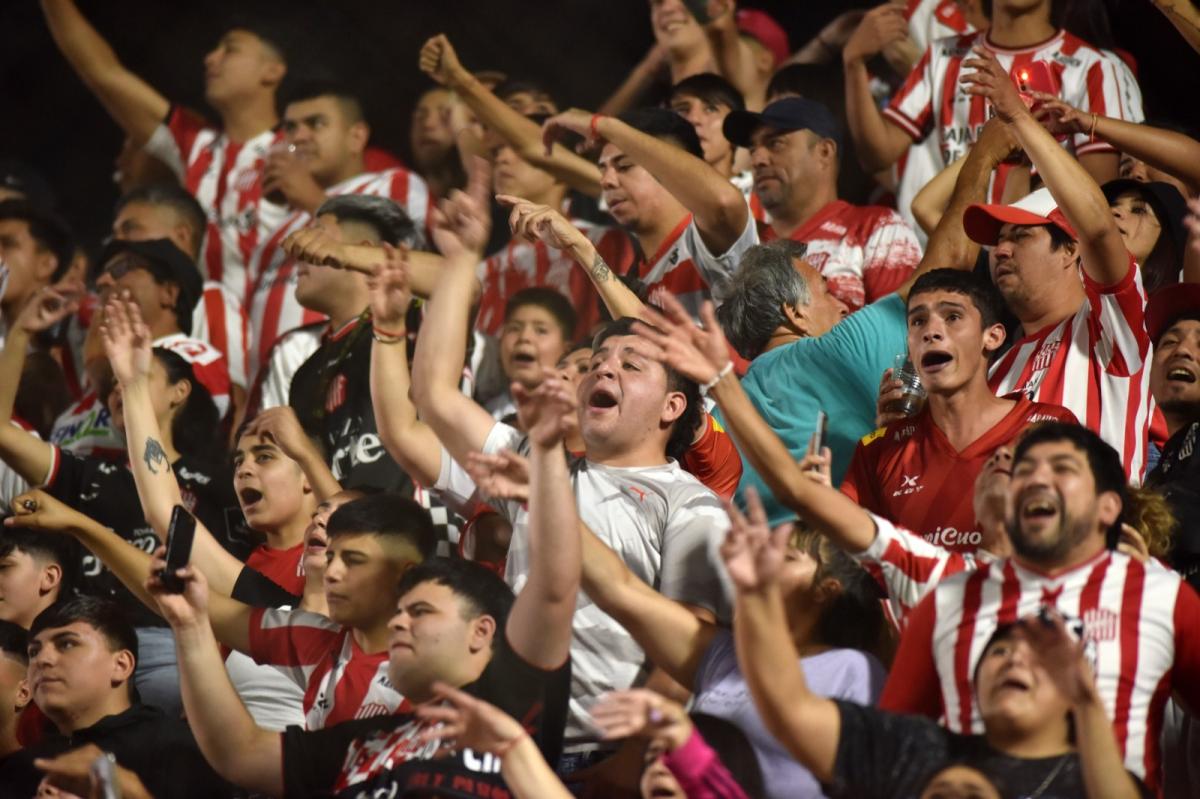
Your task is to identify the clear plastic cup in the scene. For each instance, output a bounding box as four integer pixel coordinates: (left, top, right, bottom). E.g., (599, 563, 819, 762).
(887, 353, 927, 417)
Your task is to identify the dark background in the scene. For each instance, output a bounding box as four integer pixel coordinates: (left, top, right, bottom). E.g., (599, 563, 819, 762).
(2, 0, 1197, 248)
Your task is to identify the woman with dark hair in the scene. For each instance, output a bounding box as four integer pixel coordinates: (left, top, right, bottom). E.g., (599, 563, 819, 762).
(0, 285, 245, 715)
(1102, 179, 1189, 292)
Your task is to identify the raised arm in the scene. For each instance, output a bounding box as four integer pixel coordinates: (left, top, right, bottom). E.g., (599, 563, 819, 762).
(410, 161, 503, 466)
(243, 407, 341, 502)
(465, 448, 715, 687)
(895, 115, 1017, 300)
(497, 194, 647, 320)
(40, 0, 170, 146)
(703, 0, 767, 110)
(100, 295, 244, 596)
(7, 489, 256, 653)
(147, 563, 283, 796)
(963, 47, 1129, 286)
(1035, 92, 1200, 194)
(1151, 0, 1200, 55)
(1185, 198, 1200, 284)
(367, 244, 446, 487)
(634, 293, 881, 554)
(544, 110, 749, 254)
(419, 34, 602, 198)
(841, 4, 915, 172)
(504, 376, 580, 670)
(725, 490, 841, 782)
(0, 287, 79, 485)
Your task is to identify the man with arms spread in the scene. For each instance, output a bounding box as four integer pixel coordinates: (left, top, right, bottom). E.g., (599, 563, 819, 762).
(145, 374, 580, 797)
(41, 0, 289, 305)
(722, 96, 923, 311)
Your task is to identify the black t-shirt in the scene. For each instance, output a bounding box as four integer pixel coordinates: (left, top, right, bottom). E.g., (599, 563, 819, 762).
(829, 700, 1150, 799)
(232, 564, 301, 608)
(11, 703, 231, 799)
(1147, 421, 1200, 589)
(280, 635, 570, 798)
(289, 315, 415, 494)
(46, 448, 255, 627)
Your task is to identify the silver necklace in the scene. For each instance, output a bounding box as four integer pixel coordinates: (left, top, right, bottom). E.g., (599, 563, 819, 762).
(1026, 753, 1073, 798)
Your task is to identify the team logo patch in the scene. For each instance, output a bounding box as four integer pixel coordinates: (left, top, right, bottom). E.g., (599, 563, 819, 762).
(861, 427, 886, 446)
(326, 374, 348, 414)
(1082, 608, 1119, 643)
(1031, 339, 1060, 373)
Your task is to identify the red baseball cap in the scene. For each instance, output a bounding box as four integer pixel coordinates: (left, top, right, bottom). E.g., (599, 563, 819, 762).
(963, 187, 1078, 246)
(736, 9, 790, 68)
(1145, 284, 1200, 342)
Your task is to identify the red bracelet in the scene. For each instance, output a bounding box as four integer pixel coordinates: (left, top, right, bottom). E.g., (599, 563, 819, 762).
(590, 113, 604, 141)
(372, 323, 406, 339)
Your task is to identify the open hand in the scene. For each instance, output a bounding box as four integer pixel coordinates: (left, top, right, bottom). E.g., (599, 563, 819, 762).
(465, 450, 531, 503)
(633, 293, 731, 386)
(367, 243, 413, 330)
(720, 487, 789, 592)
(99, 291, 153, 387)
(961, 46, 1031, 124)
(514, 368, 578, 449)
(590, 689, 693, 754)
(1019, 609, 1098, 708)
(415, 681, 529, 757)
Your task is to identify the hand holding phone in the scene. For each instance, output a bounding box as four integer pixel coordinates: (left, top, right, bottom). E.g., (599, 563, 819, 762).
(158, 505, 196, 594)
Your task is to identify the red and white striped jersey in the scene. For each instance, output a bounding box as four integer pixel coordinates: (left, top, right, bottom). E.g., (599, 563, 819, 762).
(627, 214, 759, 320)
(904, 0, 976, 54)
(143, 106, 291, 305)
(886, 30, 1143, 205)
(987, 262, 1153, 480)
(881, 550, 1200, 790)
(761, 200, 923, 311)
(193, 281, 249, 389)
(246, 168, 432, 381)
(475, 215, 635, 339)
(852, 513, 981, 628)
(247, 607, 408, 730)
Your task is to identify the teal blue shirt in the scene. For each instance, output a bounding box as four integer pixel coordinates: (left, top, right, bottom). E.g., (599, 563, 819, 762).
(717, 293, 908, 526)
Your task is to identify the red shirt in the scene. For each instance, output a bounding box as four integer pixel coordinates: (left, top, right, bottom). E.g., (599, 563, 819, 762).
(245, 540, 306, 597)
(841, 397, 1078, 552)
(760, 200, 922, 312)
(680, 413, 743, 501)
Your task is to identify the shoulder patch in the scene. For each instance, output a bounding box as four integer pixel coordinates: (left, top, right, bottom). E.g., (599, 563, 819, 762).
(861, 427, 887, 446)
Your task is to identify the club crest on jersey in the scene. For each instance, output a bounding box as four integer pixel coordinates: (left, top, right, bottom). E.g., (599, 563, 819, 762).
(234, 167, 260, 193)
(1082, 608, 1119, 643)
(326, 374, 348, 414)
(1031, 339, 1060, 373)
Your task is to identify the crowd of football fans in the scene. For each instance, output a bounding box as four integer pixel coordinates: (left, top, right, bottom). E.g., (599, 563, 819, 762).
(1, 0, 1199, 797)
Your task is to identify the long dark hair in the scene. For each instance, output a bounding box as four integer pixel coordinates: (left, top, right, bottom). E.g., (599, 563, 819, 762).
(153, 347, 221, 462)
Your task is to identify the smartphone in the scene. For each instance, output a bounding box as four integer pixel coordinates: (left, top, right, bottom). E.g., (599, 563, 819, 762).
(90, 750, 122, 799)
(812, 410, 828, 454)
(158, 505, 196, 593)
(1012, 60, 1061, 112)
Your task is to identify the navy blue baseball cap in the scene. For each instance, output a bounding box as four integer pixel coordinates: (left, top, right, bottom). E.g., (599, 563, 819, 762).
(722, 97, 842, 149)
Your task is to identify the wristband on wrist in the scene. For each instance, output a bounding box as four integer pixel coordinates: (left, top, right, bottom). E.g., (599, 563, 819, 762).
(589, 113, 604, 142)
(701, 362, 734, 392)
(372, 323, 406, 345)
(1088, 112, 1099, 144)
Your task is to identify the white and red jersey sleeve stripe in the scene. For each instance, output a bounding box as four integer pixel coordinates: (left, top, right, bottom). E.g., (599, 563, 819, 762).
(247, 606, 342, 690)
(988, 259, 1153, 480)
(191, 281, 249, 389)
(144, 106, 289, 307)
(851, 514, 980, 628)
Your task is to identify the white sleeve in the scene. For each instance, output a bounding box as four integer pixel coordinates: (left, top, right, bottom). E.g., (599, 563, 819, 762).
(681, 214, 759, 306)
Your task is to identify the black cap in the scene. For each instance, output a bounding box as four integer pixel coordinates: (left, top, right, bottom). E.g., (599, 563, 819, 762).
(722, 97, 842, 149)
(0, 161, 55, 211)
(1101, 179, 1188, 252)
(97, 239, 203, 332)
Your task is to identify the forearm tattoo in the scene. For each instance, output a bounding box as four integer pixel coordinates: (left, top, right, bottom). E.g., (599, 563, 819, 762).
(143, 437, 168, 475)
(590, 252, 613, 283)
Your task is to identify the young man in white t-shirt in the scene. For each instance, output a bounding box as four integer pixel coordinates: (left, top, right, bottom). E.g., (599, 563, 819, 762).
(402, 165, 729, 773)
